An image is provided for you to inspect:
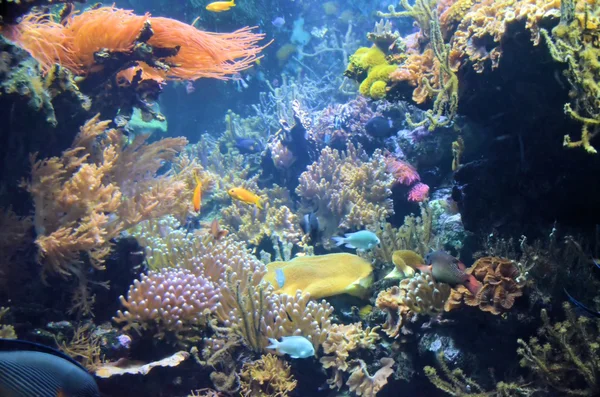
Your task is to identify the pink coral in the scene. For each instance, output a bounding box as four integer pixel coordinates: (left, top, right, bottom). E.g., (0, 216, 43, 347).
(114, 268, 221, 334)
(385, 156, 420, 186)
(408, 183, 430, 202)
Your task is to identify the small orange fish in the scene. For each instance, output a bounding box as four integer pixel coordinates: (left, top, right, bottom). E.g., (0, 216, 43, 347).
(193, 171, 202, 212)
(228, 187, 263, 209)
(206, 0, 235, 12)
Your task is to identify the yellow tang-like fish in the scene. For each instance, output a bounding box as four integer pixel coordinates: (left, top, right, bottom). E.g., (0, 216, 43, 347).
(228, 187, 263, 209)
(206, 0, 235, 12)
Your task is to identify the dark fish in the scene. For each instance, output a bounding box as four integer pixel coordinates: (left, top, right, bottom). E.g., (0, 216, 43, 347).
(564, 288, 600, 318)
(0, 338, 100, 397)
(235, 137, 262, 154)
(300, 212, 320, 242)
(426, 251, 481, 295)
(365, 116, 395, 137)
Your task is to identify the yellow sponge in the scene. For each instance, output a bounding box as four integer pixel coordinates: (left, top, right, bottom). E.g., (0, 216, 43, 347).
(264, 253, 373, 299)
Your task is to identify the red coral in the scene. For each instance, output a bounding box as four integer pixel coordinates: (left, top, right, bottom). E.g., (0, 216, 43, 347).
(385, 156, 420, 186)
(408, 183, 430, 202)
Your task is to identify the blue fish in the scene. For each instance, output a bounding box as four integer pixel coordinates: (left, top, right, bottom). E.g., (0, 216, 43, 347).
(0, 338, 100, 396)
(272, 16, 285, 28)
(332, 230, 380, 250)
(564, 289, 600, 318)
(235, 137, 262, 154)
(267, 336, 314, 358)
(275, 268, 286, 288)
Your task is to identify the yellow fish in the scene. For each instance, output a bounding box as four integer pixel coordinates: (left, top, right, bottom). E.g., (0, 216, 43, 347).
(228, 187, 263, 209)
(206, 0, 235, 12)
(193, 171, 202, 212)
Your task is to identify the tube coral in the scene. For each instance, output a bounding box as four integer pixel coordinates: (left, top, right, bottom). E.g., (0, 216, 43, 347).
(3, 6, 268, 80)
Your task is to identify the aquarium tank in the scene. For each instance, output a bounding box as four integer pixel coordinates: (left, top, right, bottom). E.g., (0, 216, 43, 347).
(1, 0, 600, 396)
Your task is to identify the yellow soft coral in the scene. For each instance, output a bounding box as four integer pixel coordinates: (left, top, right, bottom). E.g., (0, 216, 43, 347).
(345, 46, 397, 100)
(239, 354, 297, 397)
(264, 253, 374, 299)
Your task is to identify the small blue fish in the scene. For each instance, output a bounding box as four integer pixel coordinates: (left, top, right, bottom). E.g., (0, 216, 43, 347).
(235, 137, 262, 154)
(332, 230, 380, 250)
(275, 268, 286, 288)
(267, 336, 315, 358)
(272, 16, 285, 28)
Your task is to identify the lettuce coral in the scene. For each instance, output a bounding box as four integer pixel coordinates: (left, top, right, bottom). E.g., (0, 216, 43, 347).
(263, 253, 374, 299)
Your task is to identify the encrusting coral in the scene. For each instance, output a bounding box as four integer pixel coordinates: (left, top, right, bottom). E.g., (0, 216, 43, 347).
(263, 253, 374, 300)
(444, 256, 523, 315)
(376, 272, 450, 338)
(296, 143, 394, 247)
(239, 354, 297, 397)
(518, 302, 600, 396)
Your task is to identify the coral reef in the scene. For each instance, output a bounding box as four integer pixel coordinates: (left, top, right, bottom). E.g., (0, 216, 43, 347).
(0, 307, 17, 339)
(376, 272, 450, 338)
(346, 357, 395, 397)
(444, 257, 524, 315)
(296, 143, 394, 247)
(344, 46, 398, 100)
(239, 354, 297, 397)
(518, 302, 600, 396)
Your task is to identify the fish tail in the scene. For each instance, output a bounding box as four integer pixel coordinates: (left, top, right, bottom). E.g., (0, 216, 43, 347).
(194, 170, 201, 184)
(256, 199, 264, 210)
(332, 236, 345, 246)
(266, 338, 278, 350)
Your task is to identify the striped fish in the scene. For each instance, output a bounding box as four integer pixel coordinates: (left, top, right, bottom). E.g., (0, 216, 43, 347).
(0, 339, 100, 397)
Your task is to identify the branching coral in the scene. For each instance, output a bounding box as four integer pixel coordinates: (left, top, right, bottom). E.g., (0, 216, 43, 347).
(239, 354, 297, 397)
(444, 257, 523, 315)
(23, 116, 188, 283)
(376, 272, 450, 338)
(377, 0, 438, 44)
(3, 6, 268, 80)
(517, 302, 600, 396)
(296, 143, 394, 247)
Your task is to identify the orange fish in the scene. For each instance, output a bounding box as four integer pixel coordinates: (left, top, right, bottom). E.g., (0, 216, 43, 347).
(193, 171, 202, 212)
(228, 187, 263, 209)
(206, 0, 235, 12)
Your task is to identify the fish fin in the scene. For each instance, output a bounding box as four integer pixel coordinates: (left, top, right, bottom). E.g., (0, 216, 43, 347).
(256, 199, 264, 210)
(593, 257, 600, 270)
(345, 244, 356, 249)
(193, 170, 201, 184)
(564, 288, 600, 318)
(332, 236, 345, 246)
(266, 338, 278, 349)
(290, 355, 299, 359)
(457, 261, 467, 271)
(463, 275, 482, 296)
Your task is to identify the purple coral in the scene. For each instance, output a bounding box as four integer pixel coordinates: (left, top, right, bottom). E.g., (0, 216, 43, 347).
(114, 268, 221, 333)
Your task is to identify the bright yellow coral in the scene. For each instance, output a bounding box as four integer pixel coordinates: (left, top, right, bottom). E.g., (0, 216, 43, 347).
(264, 253, 374, 299)
(239, 354, 297, 397)
(345, 46, 397, 100)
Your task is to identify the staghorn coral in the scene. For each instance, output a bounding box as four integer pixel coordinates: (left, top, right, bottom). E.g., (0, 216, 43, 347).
(296, 143, 394, 247)
(376, 272, 450, 338)
(3, 6, 268, 80)
(517, 302, 600, 396)
(239, 354, 297, 397)
(444, 257, 524, 315)
(346, 357, 395, 397)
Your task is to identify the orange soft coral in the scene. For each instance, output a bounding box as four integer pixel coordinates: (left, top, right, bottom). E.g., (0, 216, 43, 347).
(3, 6, 267, 80)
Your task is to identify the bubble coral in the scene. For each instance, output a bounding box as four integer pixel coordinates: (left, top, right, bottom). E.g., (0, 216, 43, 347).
(239, 354, 297, 397)
(444, 256, 523, 314)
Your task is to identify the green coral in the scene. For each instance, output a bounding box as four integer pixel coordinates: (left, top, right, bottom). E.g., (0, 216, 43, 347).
(517, 302, 600, 396)
(345, 46, 397, 100)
